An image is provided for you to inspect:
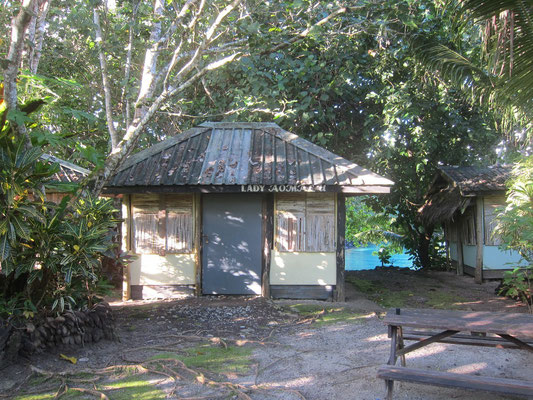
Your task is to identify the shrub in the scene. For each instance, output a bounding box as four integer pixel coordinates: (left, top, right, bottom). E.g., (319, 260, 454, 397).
(0, 139, 118, 321)
(495, 156, 533, 312)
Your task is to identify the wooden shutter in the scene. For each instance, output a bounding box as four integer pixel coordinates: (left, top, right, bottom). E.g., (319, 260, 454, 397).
(132, 194, 193, 254)
(166, 195, 193, 253)
(276, 193, 335, 252)
(306, 194, 335, 252)
(276, 194, 306, 251)
(132, 194, 160, 254)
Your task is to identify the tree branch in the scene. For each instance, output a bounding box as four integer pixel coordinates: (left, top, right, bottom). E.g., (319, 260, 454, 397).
(121, 0, 140, 129)
(30, 0, 51, 74)
(265, 6, 349, 54)
(93, 8, 119, 149)
(134, 0, 165, 114)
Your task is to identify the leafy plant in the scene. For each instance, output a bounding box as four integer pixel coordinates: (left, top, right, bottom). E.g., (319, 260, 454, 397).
(495, 156, 533, 312)
(376, 247, 392, 267)
(0, 136, 119, 320)
(499, 268, 532, 313)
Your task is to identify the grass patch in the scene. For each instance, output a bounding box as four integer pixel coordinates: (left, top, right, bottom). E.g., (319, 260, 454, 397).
(426, 291, 466, 309)
(313, 310, 366, 326)
(15, 389, 87, 400)
(148, 345, 253, 375)
(15, 394, 57, 400)
(285, 304, 366, 326)
(346, 277, 378, 295)
(101, 375, 166, 400)
(346, 276, 412, 308)
(181, 345, 252, 374)
(149, 352, 181, 361)
(373, 290, 411, 308)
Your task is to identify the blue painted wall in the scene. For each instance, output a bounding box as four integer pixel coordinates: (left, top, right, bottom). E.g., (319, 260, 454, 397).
(448, 241, 527, 270)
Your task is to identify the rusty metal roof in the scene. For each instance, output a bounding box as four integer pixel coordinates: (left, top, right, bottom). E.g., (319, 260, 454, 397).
(439, 165, 511, 196)
(106, 122, 393, 192)
(40, 154, 89, 184)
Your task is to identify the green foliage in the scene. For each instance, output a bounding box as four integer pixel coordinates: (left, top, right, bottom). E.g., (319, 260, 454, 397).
(0, 138, 118, 320)
(499, 268, 532, 313)
(414, 0, 533, 135)
(345, 197, 403, 250)
(3, 0, 514, 275)
(376, 247, 392, 267)
(495, 156, 533, 312)
(185, 0, 502, 269)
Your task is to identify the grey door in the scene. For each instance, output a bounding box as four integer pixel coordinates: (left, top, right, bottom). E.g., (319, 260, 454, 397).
(202, 194, 262, 295)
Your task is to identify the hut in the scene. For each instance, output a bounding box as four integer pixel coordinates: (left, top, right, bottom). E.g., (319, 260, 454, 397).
(40, 154, 89, 202)
(104, 122, 393, 301)
(419, 165, 527, 282)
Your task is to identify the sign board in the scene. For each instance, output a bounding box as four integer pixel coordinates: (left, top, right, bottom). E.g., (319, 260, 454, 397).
(240, 184, 326, 193)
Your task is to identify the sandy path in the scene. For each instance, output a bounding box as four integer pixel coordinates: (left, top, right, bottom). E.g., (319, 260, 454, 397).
(243, 314, 532, 400)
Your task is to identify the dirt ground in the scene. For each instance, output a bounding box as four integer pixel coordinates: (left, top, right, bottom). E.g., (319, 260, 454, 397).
(2, 269, 532, 400)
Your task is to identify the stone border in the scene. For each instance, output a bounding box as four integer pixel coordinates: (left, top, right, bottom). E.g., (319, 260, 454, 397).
(1, 302, 115, 366)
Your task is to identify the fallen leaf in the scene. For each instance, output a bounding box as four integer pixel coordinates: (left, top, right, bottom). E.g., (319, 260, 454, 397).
(60, 354, 77, 364)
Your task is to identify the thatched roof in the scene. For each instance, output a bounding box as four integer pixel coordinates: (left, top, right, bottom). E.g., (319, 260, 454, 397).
(418, 165, 511, 226)
(439, 165, 511, 196)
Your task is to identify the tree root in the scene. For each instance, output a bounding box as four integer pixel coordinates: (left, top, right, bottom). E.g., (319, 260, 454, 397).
(20, 334, 307, 400)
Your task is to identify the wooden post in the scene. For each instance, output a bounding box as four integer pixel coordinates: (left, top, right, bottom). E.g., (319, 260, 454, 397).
(475, 197, 484, 284)
(194, 194, 203, 296)
(456, 221, 464, 276)
(158, 195, 167, 256)
(335, 194, 346, 302)
(122, 195, 132, 301)
(262, 193, 274, 298)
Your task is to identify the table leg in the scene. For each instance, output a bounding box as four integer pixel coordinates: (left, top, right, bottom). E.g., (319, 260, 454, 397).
(388, 326, 398, 365)
(398, 326, 406, 367)
(385, 325, 398, 399)
(386, 378, 394, 400)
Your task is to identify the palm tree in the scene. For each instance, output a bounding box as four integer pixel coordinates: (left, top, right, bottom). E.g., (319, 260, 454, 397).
(414, 0, 533, 133)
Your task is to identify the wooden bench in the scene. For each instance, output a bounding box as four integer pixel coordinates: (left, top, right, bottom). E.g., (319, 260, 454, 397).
(402, 329, 533, 350)
(379, 309, 533, 399)
(378, 365, 533, 398)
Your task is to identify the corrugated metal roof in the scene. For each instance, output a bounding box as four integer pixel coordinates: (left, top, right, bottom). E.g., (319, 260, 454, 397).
(40, 154, 89, 183)
(107, 122, 393, 190)
(439, 165, 511, 196)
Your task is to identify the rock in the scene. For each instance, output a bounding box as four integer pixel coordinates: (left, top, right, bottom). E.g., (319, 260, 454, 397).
(25, 323, 35, 333)
(37, 326, 48, 339)
(4, 331, 22, 362)
(92, 328, 103, 342)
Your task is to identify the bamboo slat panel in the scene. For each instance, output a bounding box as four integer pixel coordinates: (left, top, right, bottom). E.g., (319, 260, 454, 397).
(167, 212, 193, 252)
(131, 194, 193, 254)
(276, 193, 335, 252)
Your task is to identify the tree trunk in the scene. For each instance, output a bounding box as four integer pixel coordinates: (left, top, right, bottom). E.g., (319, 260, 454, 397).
(418, 225, 434, 269)
(30, 0, 51, 74)
(4, 0, 37, 147)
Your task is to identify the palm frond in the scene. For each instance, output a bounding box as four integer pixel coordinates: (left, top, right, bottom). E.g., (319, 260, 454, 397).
(413, 0, 533, 133)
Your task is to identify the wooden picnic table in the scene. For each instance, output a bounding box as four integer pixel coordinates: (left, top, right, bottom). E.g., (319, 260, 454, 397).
(378, 308, 533, 399)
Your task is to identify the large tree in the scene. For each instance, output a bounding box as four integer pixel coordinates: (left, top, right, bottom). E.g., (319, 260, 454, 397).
(2, 0, 512, 269)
